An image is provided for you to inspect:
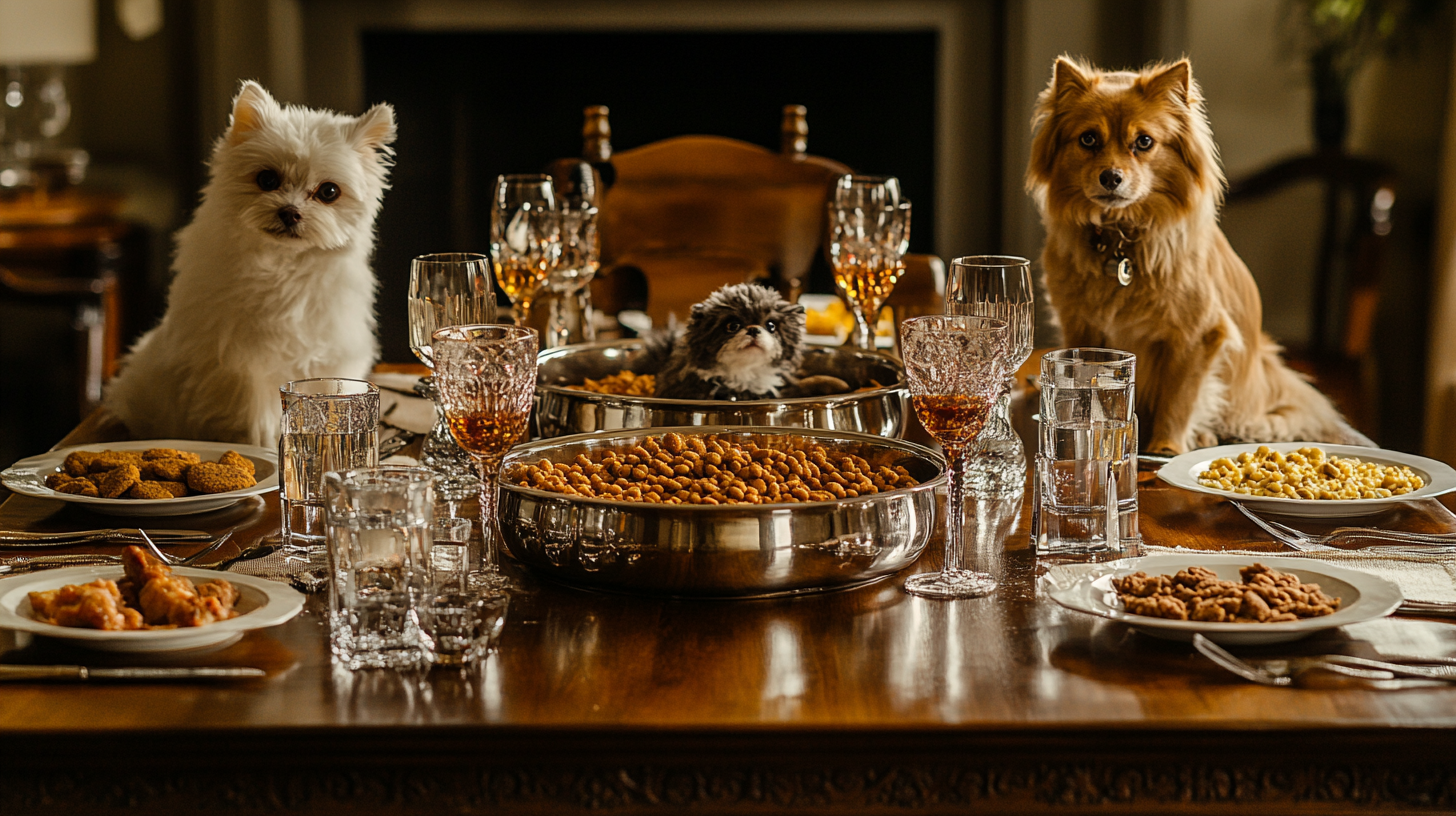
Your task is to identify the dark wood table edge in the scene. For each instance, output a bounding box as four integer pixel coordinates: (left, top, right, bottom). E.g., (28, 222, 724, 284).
(6, 726, 1456, 814)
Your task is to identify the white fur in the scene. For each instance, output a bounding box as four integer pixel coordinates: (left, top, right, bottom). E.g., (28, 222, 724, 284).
(104, 82, 396, 446)
(697, 331, 786, 396)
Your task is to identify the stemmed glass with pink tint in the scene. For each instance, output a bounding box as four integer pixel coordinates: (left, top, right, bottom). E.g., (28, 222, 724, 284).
(899, 315, 1010, 599)
(431, 324, 538, 591)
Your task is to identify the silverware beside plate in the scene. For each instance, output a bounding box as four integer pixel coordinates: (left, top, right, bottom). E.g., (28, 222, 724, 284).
(0, 665, 265, 681)
(0, 528, 213, 547)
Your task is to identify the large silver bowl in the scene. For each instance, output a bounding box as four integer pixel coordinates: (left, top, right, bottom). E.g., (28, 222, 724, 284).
(498, 426, 944, 598)
(535, 340, 909, 438)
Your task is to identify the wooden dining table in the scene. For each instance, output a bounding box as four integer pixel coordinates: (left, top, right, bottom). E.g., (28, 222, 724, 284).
(2, 400, 1456, 815)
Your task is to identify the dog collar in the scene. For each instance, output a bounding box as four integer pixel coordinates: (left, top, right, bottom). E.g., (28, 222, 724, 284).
(1090, 226, 1138, 286)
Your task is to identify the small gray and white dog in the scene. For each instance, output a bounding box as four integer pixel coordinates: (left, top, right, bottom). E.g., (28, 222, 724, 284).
(635, 283, 845, 400)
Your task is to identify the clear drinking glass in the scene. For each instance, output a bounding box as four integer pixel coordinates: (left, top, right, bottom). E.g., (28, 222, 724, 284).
(279, 378, 380, 557)
(408, 252, 495, 501)
(828, 175, 910, 350)
(432, 324, 539, 591)
(900, 315, 1010, 599)
(491, 174, 561, 327)
(1033, 348, 1140, 555)
(323, 466, 434, 671)
(545, 204, 599, 348)
(421, 588, 510, 667)
(946, 256, 1035, 500)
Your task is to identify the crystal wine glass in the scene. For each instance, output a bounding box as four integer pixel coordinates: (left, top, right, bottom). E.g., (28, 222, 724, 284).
(492, 174, 561, 328)
(432, 324, 538, 591)
(828, 175, 911, 350)
(408, 252, 496, 500)
(946, 255, 1035, 500)
(900, 315, 1010, 599)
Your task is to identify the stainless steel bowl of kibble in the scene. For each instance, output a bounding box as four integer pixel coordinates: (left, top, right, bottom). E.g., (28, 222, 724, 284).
(534, 340, 910, 439)
(497, 426, 945, 597)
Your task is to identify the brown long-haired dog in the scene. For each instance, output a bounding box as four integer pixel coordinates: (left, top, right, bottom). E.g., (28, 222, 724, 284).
(1026, 56, 1371, 454)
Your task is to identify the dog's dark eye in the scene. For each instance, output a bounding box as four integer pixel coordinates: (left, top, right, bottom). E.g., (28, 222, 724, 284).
(1134, 134, 1155, 151)
(1079, 131, 1100, 149)
(765, 320, 778, 333)
(725, 321, 742, 334)
(255, 169, 281, 191)
(315, 182, 341, 204)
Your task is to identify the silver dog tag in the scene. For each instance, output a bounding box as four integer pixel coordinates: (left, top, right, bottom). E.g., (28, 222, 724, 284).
(1107, 256, 1133, 286)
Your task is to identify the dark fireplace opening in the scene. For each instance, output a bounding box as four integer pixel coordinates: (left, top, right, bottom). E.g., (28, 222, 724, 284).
(363, 29, 939, 362)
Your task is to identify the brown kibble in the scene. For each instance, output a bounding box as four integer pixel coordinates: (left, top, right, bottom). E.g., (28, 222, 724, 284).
(141, 458, 191, 481)
(99, 464, 142, 498)
(219, 450, 255, 476)
(127, 481, 175, 500)
(62, 450, 101, 476)
(186, 462, 256, 494)
(55, 478, 99, 497)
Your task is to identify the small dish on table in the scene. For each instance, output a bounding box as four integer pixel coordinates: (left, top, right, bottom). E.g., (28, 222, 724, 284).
(1156, 442, 1456, 519)
(1044, 553, 1403, 645)
(1, 439, 277, 517)
(0, 565, 304, 652)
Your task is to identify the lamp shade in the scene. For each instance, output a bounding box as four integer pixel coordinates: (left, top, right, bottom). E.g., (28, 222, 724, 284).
(0, 0, 96, 64)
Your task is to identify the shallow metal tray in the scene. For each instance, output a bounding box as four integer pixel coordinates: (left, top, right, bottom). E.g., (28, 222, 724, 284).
(498, 426, 944, 598)
(535, 340, 909, 439)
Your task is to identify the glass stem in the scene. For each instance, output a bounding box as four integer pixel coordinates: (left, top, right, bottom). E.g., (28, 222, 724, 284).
(848, 306, 874, 350)
(474, 455, 502, 575)
(515, 300, 532, 327)
(547, 293, 570, 348)
(943, 446, 966, 574)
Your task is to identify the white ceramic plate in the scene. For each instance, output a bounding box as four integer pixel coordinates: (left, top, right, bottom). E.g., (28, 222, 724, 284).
(1043, 554, 1403, 645)
(1156, 441, 1456, 518)
(0, 565, 304, 652)
(1, 440, 277, 517)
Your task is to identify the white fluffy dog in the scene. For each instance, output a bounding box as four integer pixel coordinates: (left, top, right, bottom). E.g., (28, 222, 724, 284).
(105, 81, 396, 446)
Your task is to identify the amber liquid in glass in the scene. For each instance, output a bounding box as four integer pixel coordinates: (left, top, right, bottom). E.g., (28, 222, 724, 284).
(494, 258, 550, 313)
(912, 394, 992, 451)
(446, 410, 531, 459)
(833, 256, 903, 318)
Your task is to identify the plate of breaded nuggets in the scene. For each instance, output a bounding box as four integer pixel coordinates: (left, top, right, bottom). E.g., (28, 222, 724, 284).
(1, 439, 277, 516)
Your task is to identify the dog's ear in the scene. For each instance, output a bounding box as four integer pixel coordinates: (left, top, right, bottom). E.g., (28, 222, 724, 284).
(226, 81, 277, 145)
(352, 103, 398, 156)
(1143, 60, 1191, 106)
(1052, 57, 1091, 102)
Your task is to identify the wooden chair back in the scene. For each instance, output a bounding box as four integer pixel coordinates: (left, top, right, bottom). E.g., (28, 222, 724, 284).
(1223, 151, 1397, 437)
(578, 106, 850, 325)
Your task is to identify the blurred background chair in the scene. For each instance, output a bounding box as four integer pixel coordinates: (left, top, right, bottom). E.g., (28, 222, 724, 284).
(1222, 152, 1397, 441)
(577, 105, 942, 340)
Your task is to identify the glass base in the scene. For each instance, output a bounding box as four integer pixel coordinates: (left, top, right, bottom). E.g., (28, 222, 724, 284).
(466, 568, 522, 593)
(904, 569, 997, 599)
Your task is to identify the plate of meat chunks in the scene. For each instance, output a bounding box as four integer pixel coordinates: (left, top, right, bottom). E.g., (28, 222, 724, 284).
(0, 547, 303, 652)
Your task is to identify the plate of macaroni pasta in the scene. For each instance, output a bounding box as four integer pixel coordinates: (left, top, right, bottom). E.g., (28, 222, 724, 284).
(1157, 442, 1456, 518)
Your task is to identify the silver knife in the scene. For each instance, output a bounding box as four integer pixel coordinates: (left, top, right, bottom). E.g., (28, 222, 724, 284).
(0, 529, 213, 545)
(0, 665, 266, 681)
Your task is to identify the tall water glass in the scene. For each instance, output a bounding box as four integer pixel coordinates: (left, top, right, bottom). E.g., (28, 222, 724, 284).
(1033, 349, 1140, 555)
(279, 378, 379, 555)
(491, 174, 560, 327)
(324, 466, 434, 670)
(433, 324, 539, 590)
(946, 256, 1035, 499)
(900, 315, 1010, 599)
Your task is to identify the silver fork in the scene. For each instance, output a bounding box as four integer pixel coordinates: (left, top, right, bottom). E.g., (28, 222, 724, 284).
(0, 530, 235, 574)
(1230, 502, 1456, 553)
(1193, 634, 1396, 686)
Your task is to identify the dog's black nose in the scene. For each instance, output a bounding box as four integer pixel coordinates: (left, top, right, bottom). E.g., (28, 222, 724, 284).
(745, 326, 761, 337)
(1099, 168, 1123, 191)
(278, 206, 302, 228)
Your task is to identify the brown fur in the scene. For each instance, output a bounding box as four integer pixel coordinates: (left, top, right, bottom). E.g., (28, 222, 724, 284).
(1026, 57, 1371, 454)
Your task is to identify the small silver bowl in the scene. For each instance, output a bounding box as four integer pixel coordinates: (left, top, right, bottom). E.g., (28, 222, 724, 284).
(498, 426, 945, 598)
(535, 340, 909, 439)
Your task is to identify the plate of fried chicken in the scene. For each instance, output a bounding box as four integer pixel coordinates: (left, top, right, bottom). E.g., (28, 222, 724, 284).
(0, 547, 304, 652)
